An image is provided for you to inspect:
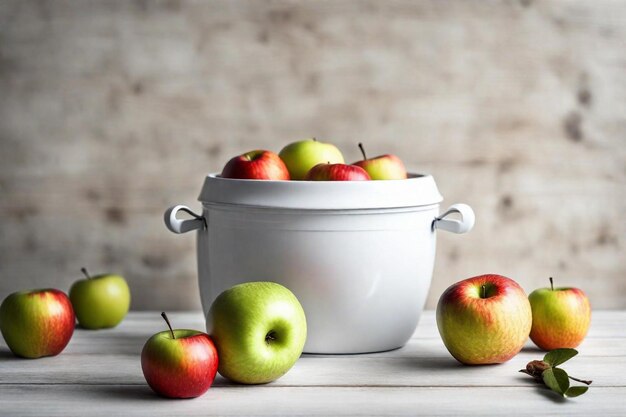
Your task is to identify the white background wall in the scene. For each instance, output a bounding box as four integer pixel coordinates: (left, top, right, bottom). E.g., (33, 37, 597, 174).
(1, 0, 624, 310)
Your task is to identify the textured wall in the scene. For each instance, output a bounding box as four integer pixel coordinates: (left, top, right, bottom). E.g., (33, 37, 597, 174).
(1, 0, 624, 310)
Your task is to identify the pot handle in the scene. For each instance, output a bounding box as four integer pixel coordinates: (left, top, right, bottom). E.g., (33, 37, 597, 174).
(164, 205, 206, 234)
(433, 203, 475, 234)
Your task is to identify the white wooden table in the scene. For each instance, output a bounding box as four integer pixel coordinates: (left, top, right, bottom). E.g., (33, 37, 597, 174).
(1, 311, 624, 416)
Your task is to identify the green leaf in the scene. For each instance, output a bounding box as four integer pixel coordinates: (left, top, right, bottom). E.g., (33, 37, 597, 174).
(565, 386, 589, 398)
(542, 367, 570, 395)
(544, 348, 578, 367)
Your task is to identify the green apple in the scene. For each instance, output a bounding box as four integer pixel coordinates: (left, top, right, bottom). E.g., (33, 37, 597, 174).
(69, 268, 130, 329)
(436, 274, 532, 365)
(529, 277, 591, 351)
(352, 143, 407, 180)
(279, 138, 344, 180)
(0, 288, 75, 358)
(206, 282, 307, 384)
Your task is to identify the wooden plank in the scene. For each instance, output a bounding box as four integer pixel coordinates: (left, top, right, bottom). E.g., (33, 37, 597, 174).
(57, 310, 626, 339)
(1, 385, 624, 417)
(1, 346, 623, 387)
(0, 311, 624, 387)
(42, 331, 626, 358)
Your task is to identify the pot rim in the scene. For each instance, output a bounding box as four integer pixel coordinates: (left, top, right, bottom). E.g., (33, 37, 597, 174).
(197, 172, 444, 210)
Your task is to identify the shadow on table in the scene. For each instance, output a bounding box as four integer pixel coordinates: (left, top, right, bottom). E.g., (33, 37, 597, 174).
(0, 347, 16, 361)
(516, 374, 569, 404)
(96, 376, 239, 400)
(387, 356, 464, 371)
(521, 345, 545, 354)
(96, 385, 175, 402)
(534, 385, 568, 404)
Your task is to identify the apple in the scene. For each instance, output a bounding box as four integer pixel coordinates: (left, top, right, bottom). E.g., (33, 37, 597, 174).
(0, 289, 75, 358)
(436, 274, 532, 365)
(528, 277, 591, 351)
(221, 150, 290, 180)
(279, 138, 344, 180)
(141, 312, 218, 399)
(304, 163, 371, 181)
(69, 268, 131, 329)
(352, 143, 407, 180)
(206, 282, 307, 384)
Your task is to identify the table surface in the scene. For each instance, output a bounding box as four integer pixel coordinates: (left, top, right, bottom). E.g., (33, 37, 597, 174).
(1, 310, 624, 416)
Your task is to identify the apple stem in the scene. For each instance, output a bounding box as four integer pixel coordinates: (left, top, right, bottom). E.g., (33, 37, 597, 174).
(81, 267, 91, 280)
(161, 312, 175, 339)
(569, 375, 593, 385)
(549, 277, 554, 291)
(312, 137, 317, 142)
(265, 331, 277, 345)
(358, 142, 367, 160)
(481, 284, 486, 299)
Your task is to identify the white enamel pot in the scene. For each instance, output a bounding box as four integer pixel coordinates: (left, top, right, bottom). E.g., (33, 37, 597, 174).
(164, 173, 474, 354)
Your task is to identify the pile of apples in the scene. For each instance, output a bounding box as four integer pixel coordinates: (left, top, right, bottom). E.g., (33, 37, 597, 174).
(142, 282, 307, 398)
(0, 268, 130, 358)
(436, 274, 592, 365)
(221, 138, 408, 181)
(0, 274, 306, 399)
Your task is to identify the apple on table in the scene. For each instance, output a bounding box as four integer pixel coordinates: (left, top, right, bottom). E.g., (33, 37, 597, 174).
(436, 274, 532, 365)
(279, 138, 344, 180)
(69, 268, 130, 329)
(0, 288, 75, 358)
(141, 312, 218, 399)
(207, 281, 307, 384)
(352, 143, 407, 180)
(305, 162, 371, 181)
(529, 277, 591, 350)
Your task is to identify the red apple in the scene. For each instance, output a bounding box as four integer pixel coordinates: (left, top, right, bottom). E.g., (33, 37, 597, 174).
(436, 274, 532, 365)
(221, 150, 290, 180)
(0, 289, 75, 358)
(141, 312, 218, 399)
(528, 277, 591, 351)
(352, 143, 407, 180)
(304, 163, 371, 181)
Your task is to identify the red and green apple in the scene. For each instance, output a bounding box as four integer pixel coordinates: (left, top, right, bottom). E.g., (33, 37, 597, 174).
(69, 268, 130, 329)
(352, 143, 407, 180)
(0, 289, 75, 358)
(528, 277, 591, 351)
(436, 274, 532, 365)
(279, 138, 344, 180)
(141, 312, 218, 398)
(206, 282, 307, 384)
(304, 163, 371, 181)
(221, 150, 290, 180)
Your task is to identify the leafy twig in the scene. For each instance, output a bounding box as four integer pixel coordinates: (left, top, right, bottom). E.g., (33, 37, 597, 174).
(519, 348, 591, 398)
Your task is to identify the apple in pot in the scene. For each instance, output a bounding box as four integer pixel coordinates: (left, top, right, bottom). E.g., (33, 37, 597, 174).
(221, 150, 290, 180)
(436, 274, 532, 365)
(528, 277, 591, 351)
(141, 312, 218, 399)
(305, 163, 371, 181)
(352, 143, 407, 180)
(0, 289, 75, 358)
(279, 138, 344, 180)
(206, 282, 307, 384)
(69, 268, 131, 329)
